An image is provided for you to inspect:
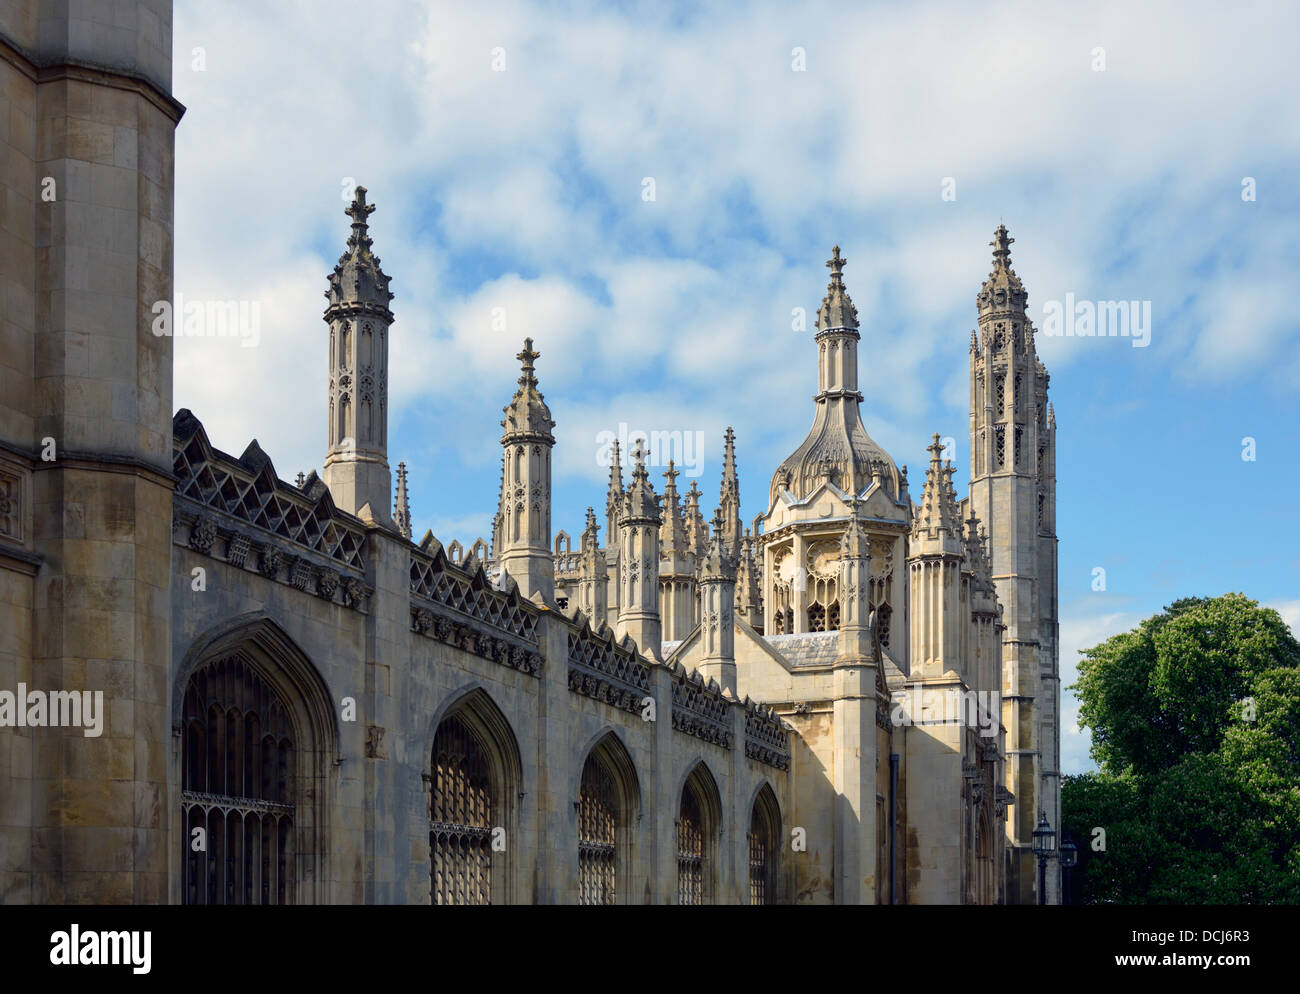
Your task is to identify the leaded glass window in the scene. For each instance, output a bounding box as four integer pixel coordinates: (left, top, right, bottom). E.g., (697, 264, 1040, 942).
(578, 753, 618, 905)
(748, 788, 779, 905)
(677, 788, 705, 905)
(430, 713, 494, 905)
(181, 658, 296, 905)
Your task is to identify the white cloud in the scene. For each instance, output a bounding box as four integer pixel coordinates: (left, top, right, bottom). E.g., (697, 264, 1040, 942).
(1266, 598, 1300, 636)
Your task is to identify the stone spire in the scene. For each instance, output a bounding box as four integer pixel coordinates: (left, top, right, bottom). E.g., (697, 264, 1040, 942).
(697, 509, 738, 694)
(684, 479, 707, 560)
(718, 427, 743, 559)
(615, 442, 663, 657)
(491, 452, 505, 558)
(978, 224, 1028, 320)
(913, 433, 964, 550)
(660, 460, 689, 553)
(605, 438, 624, 551)
(322, 186, 395, 522)
(578, 506, 607, 623)
(393, 461, 411, 539)
(771, 245, 900, 504)
(735, 529, 762, 629)
(501, 338, 554, 440)
(817, 244, 859, 332)
(498, 338, 556, 600)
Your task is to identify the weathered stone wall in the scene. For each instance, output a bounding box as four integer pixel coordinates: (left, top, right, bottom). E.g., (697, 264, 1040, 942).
(167, 463, 792, 905)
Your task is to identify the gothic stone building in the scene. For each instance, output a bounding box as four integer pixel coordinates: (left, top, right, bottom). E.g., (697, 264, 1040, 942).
(0, 1, 1061, 904)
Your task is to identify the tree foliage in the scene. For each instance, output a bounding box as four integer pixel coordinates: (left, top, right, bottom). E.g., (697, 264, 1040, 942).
(1064, 594, 1300, 903)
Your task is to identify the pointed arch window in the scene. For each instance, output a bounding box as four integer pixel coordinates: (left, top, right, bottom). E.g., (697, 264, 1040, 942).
(430, 713, 494, 905)
(428, 692, 521, 905)
(181, 657, 297, 905)
(748, 785, 781, 905)
(578, 754, 617, 905)
(677, 764, 721, 905)
(576, 735, 639, 905)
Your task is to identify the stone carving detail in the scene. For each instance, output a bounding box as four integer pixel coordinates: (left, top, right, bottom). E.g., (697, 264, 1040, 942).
(0, 471, 21, 541)
(994, 785, 1014, 819)
(341, 576, 365, 608)
(876, 697, 893, 731)
(226, 533, 251, 568)
(317, 569, 340, 600)
(410, 602, 541, 675)
(567, 623, 651, 714)
(671, 670, 733, 749)
(290, 557, 315, 591)
(744, 702, 790, 770)
(189, 516, 217, 555)
(172, 411, 366, 570)
(259, 545, 284, 578)
(410, 548, 538, 642)
(365, 725, 388, 760)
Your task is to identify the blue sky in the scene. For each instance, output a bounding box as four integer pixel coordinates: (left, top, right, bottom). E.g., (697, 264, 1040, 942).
(170, 0, 1300, 775)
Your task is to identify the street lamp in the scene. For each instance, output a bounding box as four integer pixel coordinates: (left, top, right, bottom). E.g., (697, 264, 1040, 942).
(1031, 812, 1055, 906)
(1060, 835, 1078, 905)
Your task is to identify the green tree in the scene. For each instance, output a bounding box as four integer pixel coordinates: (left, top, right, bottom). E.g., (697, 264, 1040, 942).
(1064, 593, 1300, 903)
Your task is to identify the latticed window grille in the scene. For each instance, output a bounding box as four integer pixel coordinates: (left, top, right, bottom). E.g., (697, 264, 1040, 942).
(994, 425, 1006, 467)
(430, 713, 494, 905)
(578, 754, 618, 905)
(748, 826, 770, 904)
(677, 788, 705, 905)
(827, 602, 840, 630)
(876, 602, 892, 649)
(807, 602, 826, 632)
(181, 657, 296, 905)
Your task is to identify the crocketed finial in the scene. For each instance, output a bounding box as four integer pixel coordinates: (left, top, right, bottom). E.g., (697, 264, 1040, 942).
(990, 224, 1014, 269)
(826, 245, 847, 287)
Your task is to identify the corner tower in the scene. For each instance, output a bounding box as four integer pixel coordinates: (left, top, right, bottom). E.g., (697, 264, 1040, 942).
(322, 187, 395, 522)
(968, 225, 1060, 904)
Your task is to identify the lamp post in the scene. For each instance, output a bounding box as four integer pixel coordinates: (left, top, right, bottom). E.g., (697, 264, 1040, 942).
(1031, 812, 1055, 906)
(1060, 835, 1078, 906)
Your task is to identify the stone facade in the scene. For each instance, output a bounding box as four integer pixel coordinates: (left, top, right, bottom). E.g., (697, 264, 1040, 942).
(0, 1, 1061, 905)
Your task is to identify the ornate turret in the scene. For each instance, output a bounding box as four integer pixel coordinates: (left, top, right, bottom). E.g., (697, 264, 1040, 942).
(735, 529, 762, 630)
(771, 246, 900, 503)
(615, 442, 662, 657)
(322, 186, 395, 522)
(497, 338, 556, 600)
(836, 498, 874, 663)
(578, 507, 607, 622)
(697, 509, 738, 694)
(659, 461, 697, 642)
